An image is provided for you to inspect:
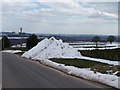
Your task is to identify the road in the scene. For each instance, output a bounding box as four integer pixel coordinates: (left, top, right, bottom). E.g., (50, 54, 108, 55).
(2, 52, 115, 89)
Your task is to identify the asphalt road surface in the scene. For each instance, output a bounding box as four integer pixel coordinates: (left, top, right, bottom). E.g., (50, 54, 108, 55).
(2, 52, 116, 89)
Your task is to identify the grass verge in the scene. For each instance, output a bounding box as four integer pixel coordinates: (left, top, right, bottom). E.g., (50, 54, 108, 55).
(49, 58, 120, 75)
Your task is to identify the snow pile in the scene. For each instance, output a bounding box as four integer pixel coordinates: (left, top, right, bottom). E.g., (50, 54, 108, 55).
(22, 37, 81, 59)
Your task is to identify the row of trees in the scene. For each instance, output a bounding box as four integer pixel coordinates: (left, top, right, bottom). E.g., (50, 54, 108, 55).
(1, 35, 116, 50)
(92, 35, 116, 47)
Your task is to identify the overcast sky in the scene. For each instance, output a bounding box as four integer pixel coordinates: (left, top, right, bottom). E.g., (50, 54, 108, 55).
(2, 0, 119, 35)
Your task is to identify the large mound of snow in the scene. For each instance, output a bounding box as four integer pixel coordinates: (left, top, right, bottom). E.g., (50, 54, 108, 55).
(22, 37, 81, 59)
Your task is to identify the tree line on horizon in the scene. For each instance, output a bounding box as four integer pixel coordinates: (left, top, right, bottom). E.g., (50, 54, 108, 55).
(92, 35, 116, 48)
(1, 34, 117, 50)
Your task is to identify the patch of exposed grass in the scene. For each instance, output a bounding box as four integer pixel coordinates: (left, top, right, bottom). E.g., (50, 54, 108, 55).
(50, 58, 107, 68)
(49, 58, 120, 75)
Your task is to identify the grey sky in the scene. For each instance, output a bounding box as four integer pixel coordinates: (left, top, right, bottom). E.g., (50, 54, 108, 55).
(2, 0, 118, 35)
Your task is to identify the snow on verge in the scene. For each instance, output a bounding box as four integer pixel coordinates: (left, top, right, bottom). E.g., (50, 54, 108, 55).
(22, 37, 119, 89)
(2, 50, 22, 53)
(22, 57, 120, 89)
(22, 37, 81, 59)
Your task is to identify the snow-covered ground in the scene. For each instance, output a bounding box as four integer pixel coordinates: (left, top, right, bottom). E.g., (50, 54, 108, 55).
(76, 47, 118, 50)
(2, 50, 23, 53)
(8, 37, 28, 39)
(12, 43, 26, 48)
(69, 42, 119, 50)
(22, 37, 120, 89)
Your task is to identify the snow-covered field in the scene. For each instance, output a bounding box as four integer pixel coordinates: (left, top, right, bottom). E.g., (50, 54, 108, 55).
(11, 43, 26, 48)
(68, 42, 119, 50)
(2, 50, 23, 53)
(22, 37, 120, 89)
(8, 37, 28, 39)
(76, 47, 118, 50)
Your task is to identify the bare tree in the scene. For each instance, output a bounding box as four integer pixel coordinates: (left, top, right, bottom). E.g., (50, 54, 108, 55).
(107, 35, 116, 44)
(92, 36, 101, 48)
